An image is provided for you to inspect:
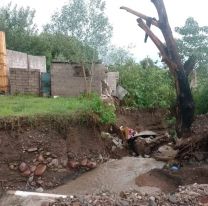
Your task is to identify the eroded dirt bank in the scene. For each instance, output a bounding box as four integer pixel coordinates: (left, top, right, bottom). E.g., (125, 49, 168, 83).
(1, 109, 208, 206)
(0, 109, 168, 195)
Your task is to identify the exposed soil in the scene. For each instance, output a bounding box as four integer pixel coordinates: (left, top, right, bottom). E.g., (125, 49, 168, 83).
(116, 108, 168, 135)
(0, 120, 126, 194)
(1, 108, 208, 206)
(0, 108, 169, 195)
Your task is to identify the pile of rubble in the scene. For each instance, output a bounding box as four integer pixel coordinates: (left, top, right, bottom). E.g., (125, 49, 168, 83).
(49, 183, 208, 206)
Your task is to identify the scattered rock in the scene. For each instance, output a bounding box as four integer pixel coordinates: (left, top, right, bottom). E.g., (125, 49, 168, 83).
(19, 162, 29, 172)
(60, 158, 68, 167)
(21, 169, 31, 177)
(28, 175, 34, 183)
(35, 164, 47, 176)
(36, 187, 44, 192)
(86, 161, 97, 169)
(80, 159, 88, 167)
(45, 152, 51, 156)
(168, 195, 178, 204)
(51, 154, 58, 158)
(27, 147, 38, 152)
(68, 160, 80, 169)
(149, 196, 157, 206)
(101, 132, 112, 139)
(30, 165, 37, 173)
(49, 159, 59, 168)
(37, 154, 45, 162)
(37, 179, 44, 186)
(9, 164, 16, 170)
(46, 157, 53, 163)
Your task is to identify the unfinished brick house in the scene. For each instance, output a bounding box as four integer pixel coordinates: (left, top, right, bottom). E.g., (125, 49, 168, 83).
(51, 61, 119, 97)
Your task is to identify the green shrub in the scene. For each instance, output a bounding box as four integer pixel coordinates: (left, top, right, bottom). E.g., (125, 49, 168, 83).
(115, 63, 175, 108)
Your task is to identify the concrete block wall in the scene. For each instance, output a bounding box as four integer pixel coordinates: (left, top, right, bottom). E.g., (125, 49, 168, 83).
(9, 68, 40, 95)
(51, 62, 103, 97)
(7, 50, 46, 72)
(107, 72, 119, 96)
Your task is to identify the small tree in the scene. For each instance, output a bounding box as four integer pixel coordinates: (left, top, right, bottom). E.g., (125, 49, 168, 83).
(121, 0, 196, 137)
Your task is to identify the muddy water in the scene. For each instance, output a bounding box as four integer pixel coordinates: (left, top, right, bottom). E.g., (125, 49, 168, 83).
(52, 157, 164, 195)
(0, 157, 164, 206)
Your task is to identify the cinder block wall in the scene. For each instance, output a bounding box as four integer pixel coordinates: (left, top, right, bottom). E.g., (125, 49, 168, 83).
(51, 62, 105, 97)
(9, 68, 40, 95)
(7, 50, 47, 73)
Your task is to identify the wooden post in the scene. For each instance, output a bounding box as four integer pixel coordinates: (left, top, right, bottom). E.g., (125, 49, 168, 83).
(0, 31, 8, 93)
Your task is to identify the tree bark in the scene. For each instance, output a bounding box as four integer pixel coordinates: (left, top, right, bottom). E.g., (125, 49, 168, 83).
(121, 0, 195, 137)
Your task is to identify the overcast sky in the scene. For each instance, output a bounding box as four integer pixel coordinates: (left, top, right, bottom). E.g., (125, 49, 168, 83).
(1, 0, 207, 61)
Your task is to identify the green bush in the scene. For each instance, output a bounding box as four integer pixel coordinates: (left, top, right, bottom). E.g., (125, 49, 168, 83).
(116, 63, 175, 108)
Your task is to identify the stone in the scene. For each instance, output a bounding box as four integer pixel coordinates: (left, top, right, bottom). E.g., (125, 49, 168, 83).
(37, 154, 45, 162)
(9, 164, 16, 170)
(50, 159, 59, 167)
(45, 152, 51, 156)
(101, 132, 112, 139)
(27, 147, 38, 152)
(28, 175, 34, 183)
(21, 169, 31, 177)
(168, 195, 178, 204)
(86, 161, 97, 169)
(60, 158, 68, 167)
(19, 162, 29, 172)
(30, 165, 37, 173)
(148, 196, 157, 206)
(68, 160, 80, 169)
(37, 179, 44, 186)
(35, 164, 47, 176)
(80, 159, 88, 167)
(51, 154, 58, 158)
(46, 157, 52, 163)
(36, 187, 44, 192)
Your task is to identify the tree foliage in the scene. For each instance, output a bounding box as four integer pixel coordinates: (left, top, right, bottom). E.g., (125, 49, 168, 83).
(103, 46, 134, 65)
(115, 60, 175, 108)
(175, 17, 208, 66)
(0, 3, 37, 53)
(0, 3, 100, 69)
(44, 0, 112, 55)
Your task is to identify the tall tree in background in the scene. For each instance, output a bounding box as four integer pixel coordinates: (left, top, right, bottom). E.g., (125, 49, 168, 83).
(175, 17, 208, 68)
(121, 0, 195, 137)
(0, 3, 37, 53)
(44, 0, 112, 57)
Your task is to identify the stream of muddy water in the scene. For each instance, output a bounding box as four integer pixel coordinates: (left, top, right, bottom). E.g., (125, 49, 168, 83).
(0, 157, 164, 206)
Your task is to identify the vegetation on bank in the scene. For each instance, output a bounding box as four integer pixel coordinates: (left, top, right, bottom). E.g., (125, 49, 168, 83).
(112, 59, 175, 109)
(0, 95, 116, 124)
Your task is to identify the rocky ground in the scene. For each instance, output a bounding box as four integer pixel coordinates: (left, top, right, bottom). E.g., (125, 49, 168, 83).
(50, 184, 208, 206)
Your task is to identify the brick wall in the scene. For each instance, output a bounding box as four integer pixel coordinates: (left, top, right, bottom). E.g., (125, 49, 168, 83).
(51, 62, 105, 97)
(9, 68, 40, 95)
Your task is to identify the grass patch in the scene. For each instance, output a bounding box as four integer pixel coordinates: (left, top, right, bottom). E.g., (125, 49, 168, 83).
(0, 94, 116, 124)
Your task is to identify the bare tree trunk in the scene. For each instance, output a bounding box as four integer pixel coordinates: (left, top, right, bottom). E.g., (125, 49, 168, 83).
(121, 0, 195, 137)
